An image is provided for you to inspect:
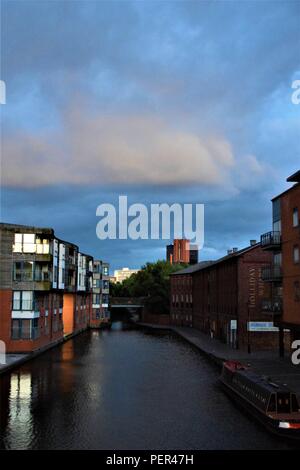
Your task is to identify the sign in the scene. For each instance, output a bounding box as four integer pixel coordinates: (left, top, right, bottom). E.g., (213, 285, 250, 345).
(230, 320, 237, 330)
(247, 321, 278, 332)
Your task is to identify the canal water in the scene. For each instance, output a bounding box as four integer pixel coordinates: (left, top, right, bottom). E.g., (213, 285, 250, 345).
(0, 325, 298, 450)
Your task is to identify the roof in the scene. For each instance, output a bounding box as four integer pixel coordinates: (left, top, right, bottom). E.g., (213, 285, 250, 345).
(272, 170, 300, 201)
(171, 261, 214, 275)
(0, 222, 53, 234)
(171, 242, 262, 276)
(287, 170, 300, 183)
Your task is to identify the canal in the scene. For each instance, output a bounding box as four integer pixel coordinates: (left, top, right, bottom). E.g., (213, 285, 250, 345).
(0, 325, 298, 450)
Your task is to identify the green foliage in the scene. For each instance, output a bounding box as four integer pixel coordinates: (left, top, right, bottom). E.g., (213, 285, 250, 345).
(110, 260, 188, 314)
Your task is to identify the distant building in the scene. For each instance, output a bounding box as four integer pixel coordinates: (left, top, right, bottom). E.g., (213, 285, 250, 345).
(260, 170, 300, 356)
(170, 262, 213, 327)
(0, 223, 93, 353)
(109, 276, 117, 283)
(91, 260, 110, 328)
(166, 239, 199, 265)
(113, 267, 139, 283)
(166, 244, 174, 264)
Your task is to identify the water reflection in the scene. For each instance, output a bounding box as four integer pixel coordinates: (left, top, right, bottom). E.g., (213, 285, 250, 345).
(0, 329, 298, 450)
(5, 372, 34, 449)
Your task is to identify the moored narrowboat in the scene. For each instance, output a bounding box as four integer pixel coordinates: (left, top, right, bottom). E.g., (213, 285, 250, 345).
(220, 360, 300, 439)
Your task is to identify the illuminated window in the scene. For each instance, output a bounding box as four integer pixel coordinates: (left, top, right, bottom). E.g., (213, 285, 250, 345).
(23, 234, 36, 253)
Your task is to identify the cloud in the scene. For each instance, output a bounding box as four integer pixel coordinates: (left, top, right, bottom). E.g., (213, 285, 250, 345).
(2, 107, 236, 187)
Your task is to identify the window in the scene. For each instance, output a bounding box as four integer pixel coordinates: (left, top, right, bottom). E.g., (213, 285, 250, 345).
(293, 208, 299, 227)
(13, 291, 21, 310)
(13, 262, 34, 281)
(36, 237, 50, 254)
(93, 294, 100, 305)
(93, 278, 101, 288)
(11, 319, 32, 340)
(12, 291, 34, 310)
(23, 234, 36, 253)
(13, 233, 35, 253)
(274, 252, 282, 266)
(294, 246, 300, 264)
(103, 266, 109, 276)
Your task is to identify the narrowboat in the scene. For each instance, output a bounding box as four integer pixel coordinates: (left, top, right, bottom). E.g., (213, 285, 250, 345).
(220, 360, 300, 439)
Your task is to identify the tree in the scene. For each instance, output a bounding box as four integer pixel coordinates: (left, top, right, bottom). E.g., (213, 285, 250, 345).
(110, 260, 188, 314)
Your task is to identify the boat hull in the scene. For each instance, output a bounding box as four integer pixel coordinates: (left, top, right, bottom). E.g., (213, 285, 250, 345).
(220, 378, 300, 440)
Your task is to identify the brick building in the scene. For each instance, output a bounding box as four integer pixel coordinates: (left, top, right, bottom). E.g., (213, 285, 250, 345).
(0, 223, 93, 353)
(260, 170, 300, 355)
(191, 243, 289, 351)
(170, 262, 213, 327)
(166, 239, 199, 265)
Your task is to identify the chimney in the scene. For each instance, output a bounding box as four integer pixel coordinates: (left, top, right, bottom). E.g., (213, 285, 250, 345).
(250, 240, 257, 246)
(232, 247, 238, 253)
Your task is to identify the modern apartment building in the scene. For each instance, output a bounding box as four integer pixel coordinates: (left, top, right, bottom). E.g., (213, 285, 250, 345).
(90, 260, 110, 328)
(0, 223, 93, 353)
(113, 267, 139, 283)
(166, 239, 199, 265)
(260, 170, 300, 355)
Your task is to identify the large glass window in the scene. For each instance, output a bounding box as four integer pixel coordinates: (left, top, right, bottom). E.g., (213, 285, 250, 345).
(13, 291, 21, 310)
(23, 234, 36, 253)
(11, 319, 38, 340)
(13, 262, 34, 281)
(36, 237, 50, 254)
(12, 291, 34, 310)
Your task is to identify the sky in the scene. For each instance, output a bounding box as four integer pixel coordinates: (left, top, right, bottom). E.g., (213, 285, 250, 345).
(0, 0, 300, 272)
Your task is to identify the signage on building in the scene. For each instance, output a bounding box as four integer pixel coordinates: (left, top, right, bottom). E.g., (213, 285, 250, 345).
(247, 321, 278, 332)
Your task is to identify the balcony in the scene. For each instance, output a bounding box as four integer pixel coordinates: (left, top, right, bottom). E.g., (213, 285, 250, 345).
(260, 231, 281, 250)
(261, 264, 282, 282)
(261, 298, 283, 316)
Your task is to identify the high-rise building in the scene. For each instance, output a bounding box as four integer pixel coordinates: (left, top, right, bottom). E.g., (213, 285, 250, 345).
(166, 239, 199, 265)
(260, 170, 300, 355)
(113, 267, 139, 283)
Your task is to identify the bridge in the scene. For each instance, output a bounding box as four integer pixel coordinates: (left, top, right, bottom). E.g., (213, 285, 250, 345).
(110, 297, 146, 308)
(110, 297, 146, 322)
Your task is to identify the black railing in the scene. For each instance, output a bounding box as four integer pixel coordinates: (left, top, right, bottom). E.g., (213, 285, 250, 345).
(261, 264, 282, 281)
(261, 231, 281, 248)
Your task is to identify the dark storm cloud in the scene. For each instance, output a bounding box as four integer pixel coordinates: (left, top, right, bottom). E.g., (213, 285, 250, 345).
(1, 0, 299, 268)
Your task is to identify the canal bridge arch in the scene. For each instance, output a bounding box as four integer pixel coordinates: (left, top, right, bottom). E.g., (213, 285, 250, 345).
(110, 297, 145, 322)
